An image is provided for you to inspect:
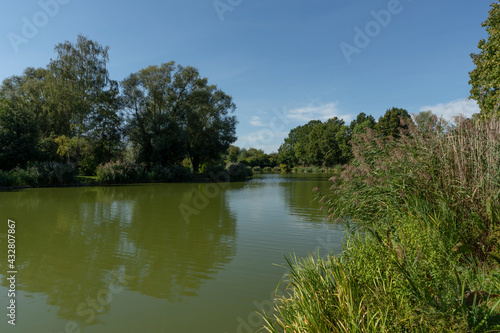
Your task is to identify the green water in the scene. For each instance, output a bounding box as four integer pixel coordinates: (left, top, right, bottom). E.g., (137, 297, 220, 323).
(0, 174, 344, 333)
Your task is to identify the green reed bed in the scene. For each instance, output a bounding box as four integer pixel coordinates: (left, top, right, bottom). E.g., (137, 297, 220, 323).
(263, 116, 500, 332)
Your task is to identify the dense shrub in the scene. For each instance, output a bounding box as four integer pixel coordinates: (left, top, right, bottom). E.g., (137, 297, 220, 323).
(0, 162, 77, 187)
(96, 161, 192, 184)
(227, 162, 253, 181)
(79, 156, 98, 176)
(263, 166, 273, 172)
(252, 166, 262, 172)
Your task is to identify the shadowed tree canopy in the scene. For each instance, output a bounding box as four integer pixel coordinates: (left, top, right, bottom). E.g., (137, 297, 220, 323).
(0, 35, 122, 165)
(469, 1, 500, 116)
(0, 100, 41, 170)
(122, 62, 237, 171)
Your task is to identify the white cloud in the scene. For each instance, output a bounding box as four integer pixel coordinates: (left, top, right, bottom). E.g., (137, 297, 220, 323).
(287, 102, 353, 123)
(419, 98, 480, 120)
(236, 130, 289, 153)
(249, 116, 266, 127)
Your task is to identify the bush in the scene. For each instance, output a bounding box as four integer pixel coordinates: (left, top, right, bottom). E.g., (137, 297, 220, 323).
(166, 165, 192, 182)
(280, 164, 291, 173)
(0, 170, 16, 187)
(96, 161, 192, 184)
(79, 156, 98, 176)
(252, 166, 262, 172)
(96, 161, 147, 184)
(0, 162, 77, 187)
(263, 166, 273, 172)
(227, 162, 253, 181)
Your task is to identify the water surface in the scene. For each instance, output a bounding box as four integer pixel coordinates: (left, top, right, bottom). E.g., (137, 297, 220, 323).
(0, 174, 344, 333)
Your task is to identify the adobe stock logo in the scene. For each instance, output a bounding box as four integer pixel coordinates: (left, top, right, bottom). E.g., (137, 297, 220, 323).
(7, 0, 72, 54)
(213, 0, 244, 22)
(340, 0, 408, 64)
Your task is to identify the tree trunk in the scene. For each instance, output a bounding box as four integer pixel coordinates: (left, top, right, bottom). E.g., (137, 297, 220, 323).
(192, 156, 200, 173)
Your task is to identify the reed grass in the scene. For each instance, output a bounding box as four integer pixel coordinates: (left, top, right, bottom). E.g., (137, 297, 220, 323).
(263, 116, 500, 332)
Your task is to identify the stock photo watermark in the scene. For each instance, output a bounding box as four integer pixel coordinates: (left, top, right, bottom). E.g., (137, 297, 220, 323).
(7, 0, 72, 54)
(51, 267, 134, 333)
(213, 0, 244, 22)
(340, 0, 412, 64)
(5, 219, 17, 326)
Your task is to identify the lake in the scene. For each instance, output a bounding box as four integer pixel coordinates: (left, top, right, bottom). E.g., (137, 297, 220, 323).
(0, 173, 344, 333)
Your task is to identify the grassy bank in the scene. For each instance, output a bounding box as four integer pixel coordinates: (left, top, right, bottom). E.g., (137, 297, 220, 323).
(0, 161, 253, 188)
(263, 116, 500, 332)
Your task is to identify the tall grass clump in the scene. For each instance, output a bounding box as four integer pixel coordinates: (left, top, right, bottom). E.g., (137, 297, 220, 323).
(326, 116, 500, 258)
(96, 161, 147, 184)
(264, 116, 500, 332)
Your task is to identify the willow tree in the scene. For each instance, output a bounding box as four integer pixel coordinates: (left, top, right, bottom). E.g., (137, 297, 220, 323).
(469, 1, 500, 116)
(122, 62, 237, 172)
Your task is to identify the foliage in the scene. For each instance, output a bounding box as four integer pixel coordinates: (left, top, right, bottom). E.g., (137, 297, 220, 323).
(264, 114, 500, 332)
(350, 112, 376, 134)
(469, 1, 500, 116)
(227, 162, 253, 181)
(0, 102, 40, 170)
(231, 147, 278, 168)
(0, 35, 122, 167)
(277, 113, 379, 169)
(96, 161, 147, 183)
(0, 162, 77, 187)
(122, 62, 237, 172)
(95, 161, 193, 184)
(79, 156, 98, 176)
(373, 107, 411, 138)
(49, 34, 122, 140)
(278, 120, 322, 167)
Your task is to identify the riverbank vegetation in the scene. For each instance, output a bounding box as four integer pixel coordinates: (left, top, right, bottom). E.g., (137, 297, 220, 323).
(0, 35, 240, 186)
(263, 3, 500, 330)
(264, 114, 500, 332)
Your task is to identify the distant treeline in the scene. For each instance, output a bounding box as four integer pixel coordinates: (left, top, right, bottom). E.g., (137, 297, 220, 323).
(276, 107, 414, 169)
(227, 107, 417, 172)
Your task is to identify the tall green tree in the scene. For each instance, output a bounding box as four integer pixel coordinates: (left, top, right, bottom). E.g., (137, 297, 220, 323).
(278, 120, 322, 167)
(0, 67, 67, 137)
(374, 107, 411, 138)
(226, 145, 240, 163)
(122, 63, 187, 166)
(49, 35, 122, 160)
(306, 118, 351, 167)
(1, 35, 123, 165)
(469, 1, 500, 116)
(184, 82, 237, 172)
(122, 62, 237, 172)
(0, 101, 40, 170)
(350, 112, 376, 134)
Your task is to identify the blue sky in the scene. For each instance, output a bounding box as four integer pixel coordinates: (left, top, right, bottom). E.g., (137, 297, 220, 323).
(0, 0, 493, 153)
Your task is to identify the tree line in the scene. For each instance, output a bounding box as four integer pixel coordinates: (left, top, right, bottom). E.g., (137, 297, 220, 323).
(276, 107, 411, 168)
(0, 35, 237, 174)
